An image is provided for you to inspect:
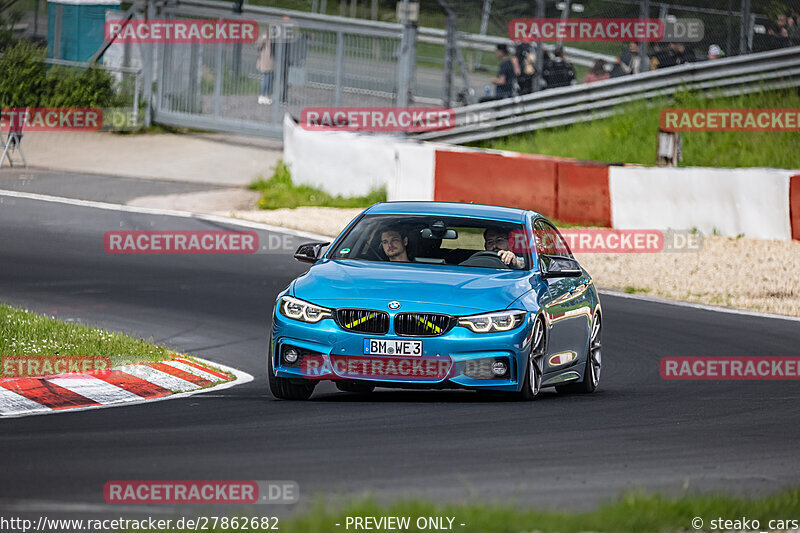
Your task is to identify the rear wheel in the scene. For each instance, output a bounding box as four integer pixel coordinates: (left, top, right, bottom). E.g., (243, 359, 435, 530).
(557, 314, 601, 394)
(268, 342, 316, 400)
(336, 381, 376, 394)
(516, 318, 544, 401)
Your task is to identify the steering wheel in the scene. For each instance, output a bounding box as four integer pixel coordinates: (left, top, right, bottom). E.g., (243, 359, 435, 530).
(459, 250, 510, 268)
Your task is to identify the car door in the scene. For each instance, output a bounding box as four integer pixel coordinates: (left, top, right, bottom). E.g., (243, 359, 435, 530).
(533, 219, 592, 370)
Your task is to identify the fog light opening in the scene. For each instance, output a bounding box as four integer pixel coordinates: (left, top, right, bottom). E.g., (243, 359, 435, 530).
(491, 360, 508, 377)
(284, 348, 299, 364)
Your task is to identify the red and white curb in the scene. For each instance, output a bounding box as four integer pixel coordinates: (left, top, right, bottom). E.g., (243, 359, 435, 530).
(0, 356, 252, 419)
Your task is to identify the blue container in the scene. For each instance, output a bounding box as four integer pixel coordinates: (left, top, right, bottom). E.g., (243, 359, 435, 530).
(47, 0, 121, 62)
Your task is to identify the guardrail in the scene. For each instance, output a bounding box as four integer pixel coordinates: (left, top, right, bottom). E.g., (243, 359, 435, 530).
(413, 45, 800, 144)
(166, 0, 613, 67)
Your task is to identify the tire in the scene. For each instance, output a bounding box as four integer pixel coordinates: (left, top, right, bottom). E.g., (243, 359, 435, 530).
(336, 381, 376, 394)
(515, 318, 544, 401)
(557, 314, 601, 394)
(268, 341, 316, 400)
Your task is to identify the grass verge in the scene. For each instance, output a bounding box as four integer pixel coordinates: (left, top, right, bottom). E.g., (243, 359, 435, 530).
(0, 303, 179, 377)
(149, 487, 800, 532)
(477, 89, 800, 169)
(249, 160, 386, 210)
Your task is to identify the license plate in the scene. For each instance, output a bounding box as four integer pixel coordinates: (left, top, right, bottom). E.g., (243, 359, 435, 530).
(364, 339, 422, 356)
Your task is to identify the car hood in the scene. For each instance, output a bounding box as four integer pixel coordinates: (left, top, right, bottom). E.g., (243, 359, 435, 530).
(292, 259, 535, 314)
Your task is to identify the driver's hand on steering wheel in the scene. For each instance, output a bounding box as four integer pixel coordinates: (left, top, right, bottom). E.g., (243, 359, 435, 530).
(497, 250, 521, 268)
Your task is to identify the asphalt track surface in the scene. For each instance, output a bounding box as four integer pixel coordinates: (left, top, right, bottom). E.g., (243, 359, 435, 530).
(1, 181, 799, 519)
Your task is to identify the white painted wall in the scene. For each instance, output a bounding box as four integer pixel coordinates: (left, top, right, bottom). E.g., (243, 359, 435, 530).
(282, 115, 435, 200)
(609, 166, 799, 240)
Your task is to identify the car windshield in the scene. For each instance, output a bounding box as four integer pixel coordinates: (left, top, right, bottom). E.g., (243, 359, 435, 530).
(329, 215, 531, 270)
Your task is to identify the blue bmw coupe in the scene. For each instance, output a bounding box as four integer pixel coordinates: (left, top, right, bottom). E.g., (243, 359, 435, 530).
(269, 202, 602, 400)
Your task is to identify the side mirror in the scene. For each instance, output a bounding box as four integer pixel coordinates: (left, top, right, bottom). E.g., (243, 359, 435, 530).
(541, 256, 582, 279)
(294, 242, 330, 264)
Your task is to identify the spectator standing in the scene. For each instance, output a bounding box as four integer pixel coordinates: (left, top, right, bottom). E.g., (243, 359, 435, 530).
(583, 60, 609, 84)
(649, 41, 676, 69)
(542, 46, 575, 88)
(670, 42, 696, 65)
(513, 42, 535, 95)
(706, 44, 721, 60)
(612, 42, 644, 77)
(787, 16, 800, 44)
(256, 29, 273, 105)
(767, 12, 791, 48)
(480, 44, 515, 102)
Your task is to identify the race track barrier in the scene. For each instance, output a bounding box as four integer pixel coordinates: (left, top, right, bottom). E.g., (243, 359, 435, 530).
(283, 118, 799, 241)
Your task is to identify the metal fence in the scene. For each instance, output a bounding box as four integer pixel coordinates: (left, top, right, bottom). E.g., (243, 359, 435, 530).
(152, 2, 408, 136)
(414, 45, 800, 144)
(149, 0, 617, 136)
(138, 0, 793, 138)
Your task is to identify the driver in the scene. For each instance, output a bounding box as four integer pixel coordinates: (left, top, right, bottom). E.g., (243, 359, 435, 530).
(483, 228, 524, 268)
(380, 227, 411, 262)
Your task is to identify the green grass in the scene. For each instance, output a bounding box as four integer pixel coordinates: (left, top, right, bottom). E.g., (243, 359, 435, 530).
(624, 286, 650, 294)
(477, 89, 800, 169)
(111, 123, 211, 136)
(249, 160, 386, 210)
(0, 303, 179, 376)
(142, 487, 800, 533)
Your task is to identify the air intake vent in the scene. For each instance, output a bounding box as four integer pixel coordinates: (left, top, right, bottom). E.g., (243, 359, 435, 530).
(394, 313, 455, 337)
(335, 309, 390, 334)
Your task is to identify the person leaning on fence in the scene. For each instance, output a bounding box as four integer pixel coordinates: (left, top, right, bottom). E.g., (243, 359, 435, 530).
(669, 42, 696, 65)
(256, 29, 274, 105)
(512, 42, 535, 95)
(612, 42, 644, 77)
(542, 46, 575, 88)
(649, 41, 676, 70)
(480, 44, 515, 102)
(583, 60, 610, 84)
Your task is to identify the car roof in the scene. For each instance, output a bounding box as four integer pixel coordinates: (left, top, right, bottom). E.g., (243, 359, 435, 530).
(363, 201, 537, 224)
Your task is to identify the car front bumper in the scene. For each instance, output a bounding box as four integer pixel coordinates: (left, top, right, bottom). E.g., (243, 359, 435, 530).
(270, 309, 534, 392)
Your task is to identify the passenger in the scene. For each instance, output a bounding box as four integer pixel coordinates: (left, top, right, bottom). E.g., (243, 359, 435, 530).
(483, 228, 523, 268)
(380, 227, 411, 262)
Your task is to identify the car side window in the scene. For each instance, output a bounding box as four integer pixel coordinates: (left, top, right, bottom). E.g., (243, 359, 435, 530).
(533, 219, 573, 259)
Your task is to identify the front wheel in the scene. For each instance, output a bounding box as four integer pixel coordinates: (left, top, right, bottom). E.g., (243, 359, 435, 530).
(515, 318, 544, 400)
(557, 314, 601, 394)
(268, 343, 316, 400)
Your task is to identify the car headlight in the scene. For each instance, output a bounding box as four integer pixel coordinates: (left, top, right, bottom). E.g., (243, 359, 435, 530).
(458, 310, 526, 333)
(279, 296, 332, 323)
